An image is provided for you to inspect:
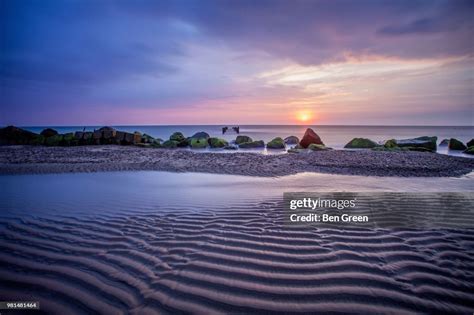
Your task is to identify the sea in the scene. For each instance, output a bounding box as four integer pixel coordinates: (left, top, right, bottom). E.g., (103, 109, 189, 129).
(23, 125, 473, 157)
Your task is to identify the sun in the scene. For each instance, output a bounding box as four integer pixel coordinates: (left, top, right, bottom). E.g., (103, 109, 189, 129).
(296, 111, 313, 123)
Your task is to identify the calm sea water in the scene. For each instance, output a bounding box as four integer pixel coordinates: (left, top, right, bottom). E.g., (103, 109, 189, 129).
(23, 125, 473, 156)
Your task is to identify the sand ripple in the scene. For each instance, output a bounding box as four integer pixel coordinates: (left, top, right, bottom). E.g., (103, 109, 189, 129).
(1, 199, 474, 314)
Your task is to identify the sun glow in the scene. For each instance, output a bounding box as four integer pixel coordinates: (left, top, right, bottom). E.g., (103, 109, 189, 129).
(296, 111, 313, 123)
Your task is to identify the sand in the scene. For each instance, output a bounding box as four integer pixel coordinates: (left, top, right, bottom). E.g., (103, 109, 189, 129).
(1, 145, 473, 177)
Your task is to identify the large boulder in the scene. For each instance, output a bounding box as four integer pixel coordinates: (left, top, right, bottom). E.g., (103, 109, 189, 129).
(267, 137, 285, 149)
(463, 146, 474, 155)
(449, 138, 467, 150)
(224, 145, 238, 150)
(235, 135, 252, 144)
(384, 139, 398, 148)
(239, 140, 265, 148)
(40, 128, 58, 138)
(0, 126, 40, 145)
(122, 132, 135, 145)
(299, 128, 323, 148)
(190, 138, 208, 149)
(190, 131, 210, 139)
(170, 132, 186, 142)
(99, 126, 116, 139)
(284, 136, 299, 145)
(133, 132, 142, 144)
(162, 140, 179, 148)
(209, 137, 228, 148)
(141, 133, 155, 143)
(396, 136, 437, 152)
(344, 138, 378, 149)
(466, 139, 474, 148)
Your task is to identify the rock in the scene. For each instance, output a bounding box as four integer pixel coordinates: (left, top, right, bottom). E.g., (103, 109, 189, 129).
(396, 136, 437, 152)
(284, 136, 299, 145)
(141, 134, 155, 143)
(384, 139, 398, 149)
(372, 146, 405, 152)
(190, 138, 208, 149)
(162, 140, 179, 148)
(287, 148, 300, 154)
(344, 138, 378, 149)
(308, 143, 331, 151)
(0, 126, 40, 145)
(170, 132, 186, 142)
(99, 126, 116, 139)
(299, 128, 323, 148)
(40, 128, 59, 138)
(209, 137, 228, 148)
(74, 131, 84, 140)
(133, 132, 142, 144)
(466, 139, 474, 148)
(44, 134, 63, 146)
(224, 145, 238, 150)
(239, 140, 265, 148)
(59, 133, 75, 146)
(236, 135, 252, 144)
(114, 131, 125, 144)
(190, 132, 210, 139)
(29, 135, 45, 145)
(267, 137, 285, 149)
(122, 132, 135, 145)
(463, 146, 474, 155)
(439, 139, 450, 146)
(449, 138, 467, 150)
(295, 144, 305, 150)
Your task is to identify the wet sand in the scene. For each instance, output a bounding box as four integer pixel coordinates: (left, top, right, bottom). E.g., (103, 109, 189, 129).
(1, 145, 473, 177)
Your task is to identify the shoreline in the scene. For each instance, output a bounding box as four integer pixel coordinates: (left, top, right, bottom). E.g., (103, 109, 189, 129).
(1, 145, 473, 177)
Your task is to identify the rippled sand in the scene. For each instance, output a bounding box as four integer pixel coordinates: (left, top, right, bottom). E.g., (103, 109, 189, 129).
(0, 172, 473, 314)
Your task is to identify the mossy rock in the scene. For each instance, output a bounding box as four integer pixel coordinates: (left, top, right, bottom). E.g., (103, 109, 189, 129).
(29, 135, 45, 145)
(141, 134, 155, 143)
(396, 136, 437, 152)
(344, 138, 378, 149)
(209, 137, 228, 148)
(59, 133, 75, 146)
(0, 126, 39, 145)
(287, 148, 300, 154)
(449, 138, 467, 150)
(150, 142, 162, 148)
(44, 134, 63, 146)
(191, 132, 210, 139)
(239, 140, 265, 148)
(236, 135, 252, 144)
(190, 137, 208, 149)
(308, 143, 331, 151)
(463, 146, 474, 155)
(40, 128, 59, 138)
(467, 139, 474, 148)
(170, 132, 186, 142)
(384, 139, 398, 149)
(372, 146, 404, 152)
(162, 140, 179, 148)
(267, 137, 285, 149)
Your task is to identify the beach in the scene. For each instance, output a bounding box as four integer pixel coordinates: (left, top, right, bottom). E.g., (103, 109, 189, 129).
(1, 171, 473, 314)
(1, 145, 474, 177)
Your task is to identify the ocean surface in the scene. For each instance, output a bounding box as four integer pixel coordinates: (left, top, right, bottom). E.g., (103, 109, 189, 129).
(23, 125, 474, 157)
(0, 171, 473, 314)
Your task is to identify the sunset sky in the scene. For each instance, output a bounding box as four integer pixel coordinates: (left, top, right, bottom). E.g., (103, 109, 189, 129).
(1, 0, 473, 126)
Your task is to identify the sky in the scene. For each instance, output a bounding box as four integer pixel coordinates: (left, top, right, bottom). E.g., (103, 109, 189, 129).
(1, 0, 473, 126)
